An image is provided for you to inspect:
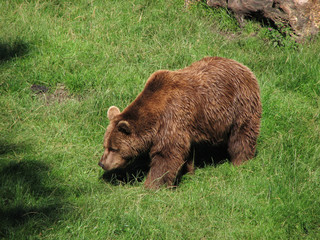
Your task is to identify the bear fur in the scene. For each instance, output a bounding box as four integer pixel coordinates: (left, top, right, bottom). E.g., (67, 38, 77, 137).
(99, 57, 262, 189)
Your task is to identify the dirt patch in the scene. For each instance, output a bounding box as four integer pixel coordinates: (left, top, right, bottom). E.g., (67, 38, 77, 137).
(31, 84, 73, 104)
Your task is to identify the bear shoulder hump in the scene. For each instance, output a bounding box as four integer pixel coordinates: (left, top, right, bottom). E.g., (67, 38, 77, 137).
(145, 70, 170, 92)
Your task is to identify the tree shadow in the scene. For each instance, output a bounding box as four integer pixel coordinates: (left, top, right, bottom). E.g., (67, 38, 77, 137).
(0, 141, 24, 156)
(0, 40, 29, 63)
(0, 141, 68, 238)
(101, 143, 230, 187)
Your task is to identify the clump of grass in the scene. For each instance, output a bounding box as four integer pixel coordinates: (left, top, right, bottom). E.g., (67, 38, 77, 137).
(1, 0, 319, 239)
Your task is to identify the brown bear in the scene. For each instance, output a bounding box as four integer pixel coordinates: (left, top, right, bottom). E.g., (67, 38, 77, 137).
(99, 57, 262, 189)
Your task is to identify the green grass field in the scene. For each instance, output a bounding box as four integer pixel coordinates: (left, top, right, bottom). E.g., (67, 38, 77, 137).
(1, 0, 319, 239)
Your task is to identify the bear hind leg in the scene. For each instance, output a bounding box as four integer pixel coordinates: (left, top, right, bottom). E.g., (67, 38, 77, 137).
(227, 119, 259, 166)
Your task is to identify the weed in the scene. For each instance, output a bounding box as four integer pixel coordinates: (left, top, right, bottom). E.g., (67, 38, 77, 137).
(259, 26, 299, 49)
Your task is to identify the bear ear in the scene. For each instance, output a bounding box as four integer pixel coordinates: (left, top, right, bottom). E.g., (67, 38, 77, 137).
(107, 106, 120, 120)
(117, 120, 131, 135)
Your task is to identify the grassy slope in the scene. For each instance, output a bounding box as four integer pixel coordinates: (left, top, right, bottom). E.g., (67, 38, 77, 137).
(0, 0, 319, 239)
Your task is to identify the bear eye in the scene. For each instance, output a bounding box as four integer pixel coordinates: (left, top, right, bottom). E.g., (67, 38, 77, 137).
(108, 147, 118, 152)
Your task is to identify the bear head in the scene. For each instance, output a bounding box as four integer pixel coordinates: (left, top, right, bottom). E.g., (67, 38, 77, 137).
(98, 106, 139, 171)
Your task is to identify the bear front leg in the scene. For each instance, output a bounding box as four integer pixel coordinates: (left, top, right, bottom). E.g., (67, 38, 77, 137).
(144, 154, 186, 189)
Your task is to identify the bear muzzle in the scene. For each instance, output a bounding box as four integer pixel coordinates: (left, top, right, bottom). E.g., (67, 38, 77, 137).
(98, 161, 105, 169)
(98, 152, 127, 171)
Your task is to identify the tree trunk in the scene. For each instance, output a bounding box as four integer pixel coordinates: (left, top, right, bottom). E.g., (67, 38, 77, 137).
(187, 0, 320, 40)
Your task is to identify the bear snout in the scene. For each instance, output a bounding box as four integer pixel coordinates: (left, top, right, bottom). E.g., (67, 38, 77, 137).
(98, 161, 105, 169)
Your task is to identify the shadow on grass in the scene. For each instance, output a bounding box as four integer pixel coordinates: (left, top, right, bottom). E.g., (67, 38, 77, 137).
(0, 40, 29, 63)
(0, 141, 25, 156)
(191, 142, 230, 168)
(0, 141, 68, 238)
(101, 143, 229, 187)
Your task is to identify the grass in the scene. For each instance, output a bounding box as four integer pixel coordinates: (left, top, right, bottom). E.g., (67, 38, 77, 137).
(0, 0, 319, 239)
